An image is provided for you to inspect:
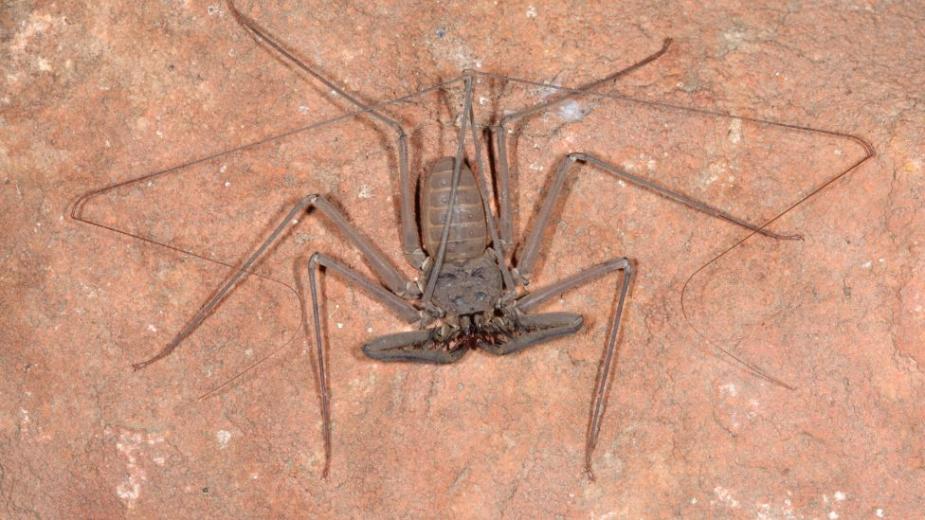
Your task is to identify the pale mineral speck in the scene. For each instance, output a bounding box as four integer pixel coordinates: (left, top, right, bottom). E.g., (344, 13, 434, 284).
(712, 486, 740, 508)
(216, 430, 231, 448)
(727, 118, 743, 144)
(336, 322, 344, 329)
(147, 323, 157, 333)
(828, 511, 838, 520)
(723, 27, 747, 49)
(834, 491, 846, 501)
(526, 5, 538, 18)
(358, 184, 373, 199)
(720, 382, 738, 397)
(875, 508, 884, 517)
(115, 430, 148, 508)
(558, 100, 586, 122)
(116, 480, 141, 504)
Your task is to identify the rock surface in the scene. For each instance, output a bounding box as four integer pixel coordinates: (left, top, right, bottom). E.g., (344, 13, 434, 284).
(2, 1, 923, 517)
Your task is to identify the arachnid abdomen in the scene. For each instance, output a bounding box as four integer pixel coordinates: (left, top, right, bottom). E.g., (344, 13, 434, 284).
(421, 157, 488, 264)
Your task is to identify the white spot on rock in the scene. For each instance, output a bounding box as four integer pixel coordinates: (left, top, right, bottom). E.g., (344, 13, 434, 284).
(116, 479, 141, 503)
(722, 28, 747, 50)
(114, 430, 150, 509)
(358, 184, 373, 199)
(526, 5, 538, 18)
(728, 118, 742, 144)
(216, 430, 231, 448)
(712, 486, 740, 508)
(834, 491, 846, 501)
(19, 408, 31, 431)
(558, 100, 586, 122)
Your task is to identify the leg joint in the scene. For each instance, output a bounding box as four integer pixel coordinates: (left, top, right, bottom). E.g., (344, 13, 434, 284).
(604, 256, 634, 275)
(300, 193, 322, 207)
(308, 251, 325, 269)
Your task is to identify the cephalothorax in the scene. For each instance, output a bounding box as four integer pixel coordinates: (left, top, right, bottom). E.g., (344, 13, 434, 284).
(72, 0, 875, 480)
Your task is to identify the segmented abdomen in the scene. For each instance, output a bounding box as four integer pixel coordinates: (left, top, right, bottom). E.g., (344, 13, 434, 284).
(421, 157, 488, 264)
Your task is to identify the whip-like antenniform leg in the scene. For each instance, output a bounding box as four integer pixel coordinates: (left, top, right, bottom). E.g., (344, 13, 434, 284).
(227, 1, 427, 269)
(490, 38, 674, 255)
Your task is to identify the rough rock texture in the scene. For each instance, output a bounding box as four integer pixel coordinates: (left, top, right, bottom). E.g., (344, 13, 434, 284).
(2, 1, 923, 518)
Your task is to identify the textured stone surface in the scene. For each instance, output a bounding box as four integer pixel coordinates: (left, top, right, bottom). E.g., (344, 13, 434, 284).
(2, 1, 923, 517)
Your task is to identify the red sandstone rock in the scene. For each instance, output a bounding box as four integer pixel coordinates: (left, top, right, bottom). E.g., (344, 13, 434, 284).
(2, 1, 922, 517)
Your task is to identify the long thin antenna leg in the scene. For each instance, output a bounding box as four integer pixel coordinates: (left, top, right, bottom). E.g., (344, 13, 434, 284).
(133, 194, 416, 370)
(489, 38, 673, 256)
(226, 0, 426, 268)
(421, 74, 476, 305)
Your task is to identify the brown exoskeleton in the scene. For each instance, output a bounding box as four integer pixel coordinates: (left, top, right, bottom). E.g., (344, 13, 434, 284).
(71, 1, 875, 479)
